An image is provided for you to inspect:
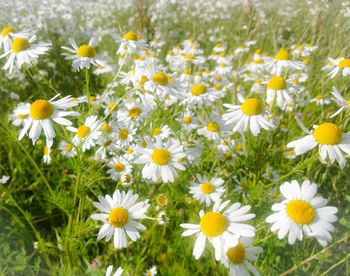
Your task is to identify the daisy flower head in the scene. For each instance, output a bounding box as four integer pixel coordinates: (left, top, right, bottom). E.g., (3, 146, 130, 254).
(114, 31, 147, 55)
(223, 94, 275, 136)
(18, 94, 79, 144)
(180, 199, 256, 260)
(310, 94, 331, 106)
(107, 156, 132, 181)
(105, 265, 124, 276)
(266, 48, 304, 75)
(0, 34, 51, 73)
(58, 140, 76, 158)
(189, 175, 225, 206)
(0, 26, 18, 51)
(328, 57, 350, 78)
(265, 76, 297, 109)
(117, 99, 149, 127)
(135, 137, 186, 183)
(68, 115, 102, 152)
(62, 37, 104, 71)
(182, 83, 219, 107)
(330, 86, 350, 117)
(266, 179, 338, 246)
(220, 237, 263, 276)
(287, 118, 350, 168)
(10, 102, 30, 127)
(91, 189, 150, 249)
(151, 125, 171, 140)
(144, 266, 157, 276)
(179, 110, 198, 130)
(112, 124, 136, 148)
(197, 114, 228, 141)
(43, 143, 51, 164)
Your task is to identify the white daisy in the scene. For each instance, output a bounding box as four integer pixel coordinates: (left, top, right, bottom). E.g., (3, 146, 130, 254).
(18, 94, 79, 144)
(287, 118, 350, 168)
(0, 175, 10, 184)
(68, 115, 102, 152)
(58, 140, 76, 158)
(62, 37, 104, 71)
(266, 179, 338, 246)
(0, 26, 16, 51)
(189, 175, 225, 206)
(265, 76, 297, 109)
(144, 266, 157, 276)
(135, 137, 186, 183)
(10, 102, 30, 127)
(105, 265, 124, 276)
(197, 114, 227, 141)
(182, 83, 219, 107)
(220, 237, 263, 276)
(0, 35, 51, 73)
(328, 57, 350, 78)
(223, 95, 275, 136)
(114, 31, 147, 55)
(151, 125, 171, 140)
(265, 48, 304, 75)
(330, 86, 350, 117)
(107, 156, 132, 181)
(180, 199, 256, 260)
(91, 189, 150, 249)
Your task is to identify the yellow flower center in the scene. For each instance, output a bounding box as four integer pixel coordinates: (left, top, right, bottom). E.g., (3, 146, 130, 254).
(207, 121, 220, 132)
(140, 75, 148, 86)
(2, 26, 14, 37)
(119, 129, 129, 140)
(17, 114, 27, 119)
(275, 48, 289, 60)
(346, 99, 350, 105)
(183, 116, 192, 124)
(65, 145, 73, 152)
(253, 58, 263, 64)
(127, 147, 134, 154)
(153, 128, 161, 136)
(114, 162, 125, 172)
(107, 102, 118, 112)
(235, 144, 243, 151)
(77, 44, 96, 58)
(123, 31, 139, 41)
(101, 123, 112, 134)
(103, 140, 112, 147)
(77, 125, 91, 139)
(184, 54, 195, 60)
(30, 100, 54, 120)
(241, 98, 263, 116)
(44, 146, 49, 155)
(286, 199, 315, 224)
(153, 72, 169, 86)
(313, 123, 342, 145)
(12, 37, 30, 53)
(296, 44, 303, 51)
(191, 84, 207, 96)
(226, 243, 246, 264)
(151, 148, 171, 165)
(338, 59, 350, 68)
(200, 182, 215, 194)
(315, 95, 323, 100)
(200, 212, 227, 237)
(128, 107, 142, 118)
(109, 207, 128, 227)
(267, 76, 287, 90)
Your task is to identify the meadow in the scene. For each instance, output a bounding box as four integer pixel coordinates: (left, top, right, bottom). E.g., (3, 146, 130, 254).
(0, 0, 350, 275)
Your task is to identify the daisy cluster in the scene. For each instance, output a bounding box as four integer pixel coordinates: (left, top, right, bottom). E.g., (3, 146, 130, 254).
(1, 1, 349, 274)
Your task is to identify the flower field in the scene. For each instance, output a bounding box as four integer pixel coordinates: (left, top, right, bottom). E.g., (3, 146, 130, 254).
(0, 0, 350, 275)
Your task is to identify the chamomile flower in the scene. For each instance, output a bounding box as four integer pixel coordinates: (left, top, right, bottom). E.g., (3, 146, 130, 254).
(265, 76, 296, 109)
(144, 266, 157, 276)
(197, 114, 228, 141)
(68, 115, 102, 152)
(114, 31, 147, 55)
(287, 118, 350, 168)
(18, 95, 79, 144)
(310, 95, 331, 106)
(107, 156, 132, 181)
(0, 26, 16, 51)
(220, 237, 263, 276)
(0, 35, 51, 73)
(113, 124, 136, 147)
(266, 179, 338, 246)
(91, 189, 150, 249)
(266, 48, 304, 75)
(189, 175, 225, 206)
(43, 144, 51, 164)
(62, 37, 104, 71)
(135, 137, 186, 183)
(105, 265, 124, 276)
(10, 102, 30, 126)
(223, 95, 275, 136)
(182, 83, 218, 107)
(180, 110, 198, 130)
(327, 57, 350, 78)
(151, 125, 171, 140)
(58, 140, 76, 158)
(330, 86, 350, 117)
(180, 200, 256, 260)
(117, 100, 149, 127)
